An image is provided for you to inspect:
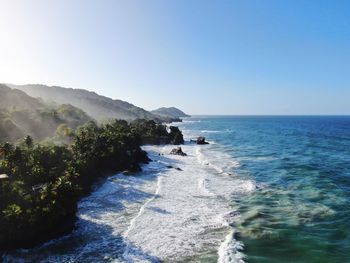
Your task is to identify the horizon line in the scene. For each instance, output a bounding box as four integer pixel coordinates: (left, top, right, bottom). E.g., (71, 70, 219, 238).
(187, 114, 350, 117)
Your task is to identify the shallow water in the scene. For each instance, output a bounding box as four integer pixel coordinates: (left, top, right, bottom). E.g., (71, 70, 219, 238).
(3, 116, 350, 262)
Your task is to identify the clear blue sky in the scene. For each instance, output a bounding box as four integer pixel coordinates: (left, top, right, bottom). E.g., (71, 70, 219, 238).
(0, 0, 349, 115)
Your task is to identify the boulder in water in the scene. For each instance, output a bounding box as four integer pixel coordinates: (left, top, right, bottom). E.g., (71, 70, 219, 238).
(170, 147, 187, 156)
(196, 137, 209, 145)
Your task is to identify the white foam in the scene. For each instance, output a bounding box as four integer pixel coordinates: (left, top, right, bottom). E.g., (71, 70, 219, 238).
(195, 145, 241, 176)
(197, 178, 216, 197)
(218, 231, 245, 263)
(182, 120, 202, 123)
(200, 129, 233, 134)
(122, 175, 163, 262)
(201, 130, 222, 133)
(4, 143, 255, 263)
(118, 145, 253, 262)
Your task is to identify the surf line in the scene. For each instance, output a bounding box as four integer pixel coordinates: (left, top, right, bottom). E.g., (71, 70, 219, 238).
(122, 174, 163, 262)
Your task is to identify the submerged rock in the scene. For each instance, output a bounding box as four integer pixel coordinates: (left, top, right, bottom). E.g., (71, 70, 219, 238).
(196, 137, 209, 145)
(170, 147, 187, 156)
(166, 165, 183, 171)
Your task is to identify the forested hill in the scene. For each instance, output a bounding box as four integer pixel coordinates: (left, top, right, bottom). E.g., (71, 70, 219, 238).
(0, 84, 93, 143)
(10, 84, 163, 121)
(151, 107, 190, 118)
(0, 85, 186, 251)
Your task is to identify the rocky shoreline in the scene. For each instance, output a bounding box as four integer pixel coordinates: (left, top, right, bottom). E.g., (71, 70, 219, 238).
(0, 134, 210, 257)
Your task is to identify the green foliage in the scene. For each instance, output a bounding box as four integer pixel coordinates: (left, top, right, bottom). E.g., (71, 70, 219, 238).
(2, 204, 23, 219)
(55, 124, 74, 144)
(130, 119, 183, 145)
(0, 140, 79, 246)
(0, 119, 183, 248)
(0, 119, 183, 249)
(22, 135, 34, 149)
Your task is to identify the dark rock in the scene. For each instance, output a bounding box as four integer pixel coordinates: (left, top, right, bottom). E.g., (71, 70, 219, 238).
(196, 137, 209, 145)
(169, 126, 184, 145)
(166, 165, 183, 171)
(170, 147, 187, 156)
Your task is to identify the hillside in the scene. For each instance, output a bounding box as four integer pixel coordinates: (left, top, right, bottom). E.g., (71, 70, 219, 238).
(0, 84, 93, 142)
(151, 107, 190, 118)
(9, 84, 163, 121)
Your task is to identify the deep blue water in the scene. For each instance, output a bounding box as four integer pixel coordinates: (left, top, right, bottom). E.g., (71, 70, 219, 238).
(179, 116, 350, 263)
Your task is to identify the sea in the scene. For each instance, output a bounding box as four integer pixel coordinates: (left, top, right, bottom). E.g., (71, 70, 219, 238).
(3, 116, 350, 263)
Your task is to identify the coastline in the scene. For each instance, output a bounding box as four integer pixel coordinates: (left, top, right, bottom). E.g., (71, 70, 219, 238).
(3, 133, 254, 262)
(2, 117, 260, 262)
(0, 120, 182, 253)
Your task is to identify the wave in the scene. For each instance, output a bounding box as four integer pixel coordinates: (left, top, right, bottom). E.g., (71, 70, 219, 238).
(182, 120, 202, 124)
(201, 130, 222, 133)
(197, 178, 216, 197)
(201, 129, 233, 134)
(122, 175, 163, 262)
(4, 139, 256, 262)
(218, 230, 245, 263)
(119, 144, 254, 262)
(195, 146, 241, 175)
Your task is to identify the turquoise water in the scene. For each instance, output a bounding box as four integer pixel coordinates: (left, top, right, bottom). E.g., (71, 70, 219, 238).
(179, 116, 350, 263)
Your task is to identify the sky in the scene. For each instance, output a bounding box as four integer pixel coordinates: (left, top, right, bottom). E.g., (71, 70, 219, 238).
(0, 0, 349, 115)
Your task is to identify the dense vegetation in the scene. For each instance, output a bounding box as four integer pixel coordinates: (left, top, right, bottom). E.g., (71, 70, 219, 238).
(0, 119, 183, 249)
(131, 119, 184, 145)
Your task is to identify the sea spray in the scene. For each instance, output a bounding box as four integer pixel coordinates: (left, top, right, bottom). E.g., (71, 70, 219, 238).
(122, 176, 163, 262)
(3, 131, 256, 262)
(217, 230, 245, 263)
(118, 144, 254, 262)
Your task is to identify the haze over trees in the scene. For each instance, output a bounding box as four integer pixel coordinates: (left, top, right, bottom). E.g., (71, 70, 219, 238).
(9, 84, 186, 122)
(0, 84, 92, 143)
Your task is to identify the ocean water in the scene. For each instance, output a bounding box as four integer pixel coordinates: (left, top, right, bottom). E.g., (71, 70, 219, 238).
(3, 116, 350, 262)
(178, 116, 350, 263)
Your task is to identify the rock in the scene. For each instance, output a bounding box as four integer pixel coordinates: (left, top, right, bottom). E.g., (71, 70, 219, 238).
(170, 147, 187, 156)
(169, 126, 184, 145)
(196, 137, 209, 145)
(166, 165, 183, 171)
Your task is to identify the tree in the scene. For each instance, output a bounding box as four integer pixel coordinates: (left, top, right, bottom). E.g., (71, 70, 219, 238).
(23, 135, 33, 149)
(0, 142, 13, 158)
